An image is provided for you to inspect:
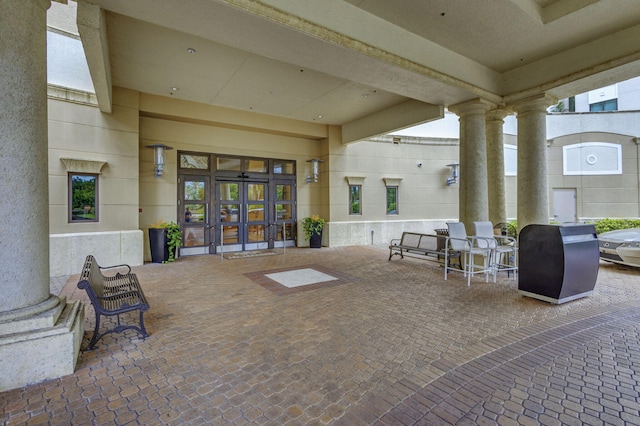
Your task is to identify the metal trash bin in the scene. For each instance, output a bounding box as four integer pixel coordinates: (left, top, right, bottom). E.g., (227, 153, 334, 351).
(518, 224, 599, 304)
(435, 228, 448, 252)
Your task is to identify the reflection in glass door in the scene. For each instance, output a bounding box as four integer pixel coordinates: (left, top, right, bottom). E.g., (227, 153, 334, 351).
(217, 181, 269, 252)
(274, 181, 295, 247)
(179, 175, 212, 255)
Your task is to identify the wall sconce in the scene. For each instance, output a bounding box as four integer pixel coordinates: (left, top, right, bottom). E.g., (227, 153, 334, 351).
(146, 143, 174, 177)
(306, 158, 324, 183)
(446, 163, 459, 185)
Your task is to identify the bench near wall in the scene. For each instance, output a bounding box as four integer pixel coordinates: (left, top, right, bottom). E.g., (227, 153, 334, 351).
(50, 230, 143, 277)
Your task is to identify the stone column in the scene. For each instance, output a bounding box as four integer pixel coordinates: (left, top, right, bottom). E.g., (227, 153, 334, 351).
(0, 0, 83, 392)
(485, 108, 510, 228)
(449, 99, 495, 233)
(512, 95, 556, 233)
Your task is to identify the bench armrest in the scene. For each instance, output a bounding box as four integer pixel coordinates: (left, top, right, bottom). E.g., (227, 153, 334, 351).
(389, 239, 401, 246)
(99, 263, 132, 276)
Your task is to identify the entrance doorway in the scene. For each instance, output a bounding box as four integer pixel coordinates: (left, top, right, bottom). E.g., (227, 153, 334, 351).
(177, 152, 296, 255)
(217, 180, 269, 252)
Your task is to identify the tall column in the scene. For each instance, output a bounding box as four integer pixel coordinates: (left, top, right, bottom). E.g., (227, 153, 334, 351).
(449, 99, 495, 232)
(0, 0, 83, 392)
(512, 95, 556, 233)
(485, 108, 510, 228)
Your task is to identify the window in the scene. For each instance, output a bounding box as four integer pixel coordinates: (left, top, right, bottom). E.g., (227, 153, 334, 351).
(588, 84, 617, 112)
(273, 160, 295, 175)
(69, 173, 98, 222)
(349, 185, 361, 215)
(386, 187, 398, 215)
(180, 154, 209, 170)
(383, 178, 402, 214)
(589, 99, 618, 112)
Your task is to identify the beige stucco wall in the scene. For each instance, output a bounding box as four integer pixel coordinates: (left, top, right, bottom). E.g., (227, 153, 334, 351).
(46, 86, 640, 268)
(547, 132, 639, 220)
(325, 133, 461, 246)
(136, 94, 463, 251)
(48, 86, 142, 274)
(137, 93, 330, 258)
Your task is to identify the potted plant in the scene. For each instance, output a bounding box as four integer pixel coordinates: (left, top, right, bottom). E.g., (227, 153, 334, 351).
(149, 219, 182, 263)
(302, 215, 325, 248)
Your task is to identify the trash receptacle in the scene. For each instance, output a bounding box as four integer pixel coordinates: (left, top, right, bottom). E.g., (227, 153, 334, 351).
(435, 228, 448, 252)
(518, 224, 599, 304)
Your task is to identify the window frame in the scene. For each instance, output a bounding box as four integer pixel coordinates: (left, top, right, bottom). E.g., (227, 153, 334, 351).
(386, 186, 398, 215)
(349, 184, 362, 215)
(68, 172, 99, 223)
(589, 99, 618, 112)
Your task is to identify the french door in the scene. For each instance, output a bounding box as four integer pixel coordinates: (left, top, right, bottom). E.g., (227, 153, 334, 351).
(217, 180, 269, 252)
(177, 152, 297, 256)
(179, 175, 213, 255)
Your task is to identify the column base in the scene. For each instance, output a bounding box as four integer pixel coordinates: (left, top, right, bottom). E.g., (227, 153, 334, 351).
(0, 297, 84, 392)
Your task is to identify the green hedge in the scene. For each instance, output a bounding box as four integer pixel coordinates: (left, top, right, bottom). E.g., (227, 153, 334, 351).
(593, 218, 640, 234)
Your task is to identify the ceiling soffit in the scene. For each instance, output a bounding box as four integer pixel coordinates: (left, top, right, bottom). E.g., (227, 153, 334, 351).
(76, 0, 640, 130)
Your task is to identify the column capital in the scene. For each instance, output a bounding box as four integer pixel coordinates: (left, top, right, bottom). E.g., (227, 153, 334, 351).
(448, 98, 497, 117)
(511, 93, 557, 114)
(485, 107, 512, 122)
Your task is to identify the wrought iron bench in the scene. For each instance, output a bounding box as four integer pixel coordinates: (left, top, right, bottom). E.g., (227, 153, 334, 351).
(77, 255, 149, 350)
(389, 232, 462, 272)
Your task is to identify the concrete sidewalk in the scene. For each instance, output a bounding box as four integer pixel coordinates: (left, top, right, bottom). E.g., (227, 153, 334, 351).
(2, 245, 640, 425)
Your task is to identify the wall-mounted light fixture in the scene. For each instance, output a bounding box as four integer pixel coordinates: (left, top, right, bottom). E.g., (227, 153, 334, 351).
(306, 158, 324, 183)
(446, 163, 459, 185)
(146, 143, 174, 177)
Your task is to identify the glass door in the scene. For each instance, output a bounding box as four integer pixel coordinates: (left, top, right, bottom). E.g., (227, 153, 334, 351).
(217, 180, 269, 252)
(273, 180, 296, 248)
(245, 182, 268, 250)
(179, 175, 212, 255)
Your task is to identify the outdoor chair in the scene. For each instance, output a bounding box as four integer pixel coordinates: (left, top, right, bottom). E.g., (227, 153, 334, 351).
(473, 221, 518, 281)
(445, 222, 494, 286)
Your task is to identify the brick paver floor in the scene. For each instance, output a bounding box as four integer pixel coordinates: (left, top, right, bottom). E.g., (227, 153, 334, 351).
(2, 245, 640, 425)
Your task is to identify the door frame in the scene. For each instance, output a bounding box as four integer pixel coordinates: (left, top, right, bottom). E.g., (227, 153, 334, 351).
(177, 152, 297, 256)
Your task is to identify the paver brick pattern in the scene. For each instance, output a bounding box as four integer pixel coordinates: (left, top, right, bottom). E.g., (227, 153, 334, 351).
(2, 245, 640, 425)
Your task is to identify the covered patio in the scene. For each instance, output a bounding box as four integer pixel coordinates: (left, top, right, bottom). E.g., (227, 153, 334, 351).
(2, 246, 640, 425)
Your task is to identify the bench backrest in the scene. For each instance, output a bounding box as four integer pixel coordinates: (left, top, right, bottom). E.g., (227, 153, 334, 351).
(79, 255, 105, 297)
(400, 232, 438, 251)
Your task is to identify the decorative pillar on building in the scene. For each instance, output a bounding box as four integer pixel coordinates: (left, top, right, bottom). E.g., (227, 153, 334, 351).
(449, 99, 496, 232)
(0, 0, 84, 391)
(512, 94, 557, 233)
(485, 108, 510, 228)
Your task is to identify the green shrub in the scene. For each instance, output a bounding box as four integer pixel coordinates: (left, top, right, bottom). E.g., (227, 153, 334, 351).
(594, 218, 640, 234)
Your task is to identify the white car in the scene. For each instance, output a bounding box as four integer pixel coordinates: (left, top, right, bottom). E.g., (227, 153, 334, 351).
(599, 228, 640, 268)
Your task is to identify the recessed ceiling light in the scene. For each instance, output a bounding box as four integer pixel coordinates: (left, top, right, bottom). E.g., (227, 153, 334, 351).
(362, 93, 369, 98)
(172, 87, 178, 91)
(187, 48, 196, 53)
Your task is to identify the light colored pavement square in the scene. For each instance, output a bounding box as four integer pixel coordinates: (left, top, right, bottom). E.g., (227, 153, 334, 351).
(265, 268, 338, 287)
